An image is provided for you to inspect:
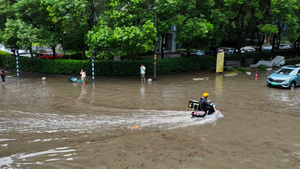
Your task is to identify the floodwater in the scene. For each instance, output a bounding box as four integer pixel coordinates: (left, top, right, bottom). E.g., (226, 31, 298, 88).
(0, 69, 300, 169)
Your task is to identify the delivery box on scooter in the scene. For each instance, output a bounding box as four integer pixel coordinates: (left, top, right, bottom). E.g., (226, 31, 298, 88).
(188, 100, 199, 109)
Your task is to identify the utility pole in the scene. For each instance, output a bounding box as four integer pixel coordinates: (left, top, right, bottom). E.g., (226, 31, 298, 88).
(154, 0, 157, 80)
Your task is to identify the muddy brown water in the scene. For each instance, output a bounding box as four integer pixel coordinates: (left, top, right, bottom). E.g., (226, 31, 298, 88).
(0, 69, 299, 169)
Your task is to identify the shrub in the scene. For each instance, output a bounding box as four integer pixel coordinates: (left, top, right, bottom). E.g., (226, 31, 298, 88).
(0, 53, 216, 76)
(226, 67, 236, 72)
(60, 52, 84, 60)
(237, 66, 249, 72)
(60, 54, 71, 59)
(285, 57, 300, 65)
(258, 64, 268, 70)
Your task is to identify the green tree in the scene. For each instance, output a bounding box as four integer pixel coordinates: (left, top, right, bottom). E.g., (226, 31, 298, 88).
(222, 0, 258, 62)
(155, 0, 215, 58)
(14, 0, 65, 59)
(0, 0, 16, 31)
(270, 0, 299, 48)
(176, 17, 213, 52)
(86, 0, 157, 59)
(2, 19, 21, 56)
(47, 0, 107, 59)
(17, 20, 39, 57)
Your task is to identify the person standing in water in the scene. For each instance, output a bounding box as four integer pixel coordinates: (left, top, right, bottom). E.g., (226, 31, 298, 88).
(0, 67, 5, 84)
(140, 64, 146, 81)
(80, 69, 86, 84)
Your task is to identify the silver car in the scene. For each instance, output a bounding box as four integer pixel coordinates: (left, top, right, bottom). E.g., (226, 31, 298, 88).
(279, 44, 292, 49)
(240, 46, 256, 53)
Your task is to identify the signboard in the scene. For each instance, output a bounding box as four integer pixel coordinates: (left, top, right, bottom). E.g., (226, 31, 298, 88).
(216, 51, 224, 73)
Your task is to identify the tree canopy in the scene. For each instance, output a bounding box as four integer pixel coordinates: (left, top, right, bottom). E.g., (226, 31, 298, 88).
(0, 0, 299, 60)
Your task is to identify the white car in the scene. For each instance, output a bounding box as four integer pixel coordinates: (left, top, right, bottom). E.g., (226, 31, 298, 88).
(279, 44, 291, 49)
(262, 45, 272, 51)
(240, 46, 255, 53)
(0, 44, 13, 54)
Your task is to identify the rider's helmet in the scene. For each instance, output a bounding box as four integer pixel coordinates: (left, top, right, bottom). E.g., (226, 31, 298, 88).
(203, 92, 209, 98)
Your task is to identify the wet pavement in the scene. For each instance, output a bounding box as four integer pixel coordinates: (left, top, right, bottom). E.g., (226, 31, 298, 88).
(0, 68, 300, 168)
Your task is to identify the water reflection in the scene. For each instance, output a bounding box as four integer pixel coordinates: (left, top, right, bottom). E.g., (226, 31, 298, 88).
(0, 109, 223, 133)
(90, 83, 95, 105)
(0, 147, 76, 168)
(1, 69, 300, 169)
(1, 84, 6, 95)
(215, 74, 223, 96)
(78, 84, 87, 100)
(140, 83, 145, 96)
(267, 89, 300, 106)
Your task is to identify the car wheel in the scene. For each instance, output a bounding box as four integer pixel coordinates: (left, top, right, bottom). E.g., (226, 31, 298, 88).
(290, 82, 296, 90)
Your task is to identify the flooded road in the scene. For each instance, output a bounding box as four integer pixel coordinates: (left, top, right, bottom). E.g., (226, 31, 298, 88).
(0, 69, 299, 169)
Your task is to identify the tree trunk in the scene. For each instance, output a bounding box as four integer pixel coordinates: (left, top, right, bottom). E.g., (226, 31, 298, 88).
(52, 46, 56, 60)
(256, 28, 265, 53)
(30, 48, 33, 58)
(81, 33, 87, 60)
(160, 35, 165, 59)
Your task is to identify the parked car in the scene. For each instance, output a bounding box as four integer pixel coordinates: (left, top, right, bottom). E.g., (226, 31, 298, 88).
(218, 47, 238, 55)
(267, 65, 300, 89)
(190, 50, 206, 56)
(181, 50, 206, 57)
(262, 45, 272, 51)
(240, 46, 256, 53)
(279, 44, 292, 50)
(36, 51, 62, 59)
(0, 44, 13, 54)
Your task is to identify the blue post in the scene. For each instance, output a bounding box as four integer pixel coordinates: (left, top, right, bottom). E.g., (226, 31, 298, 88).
(92, 50, 96, 83)
(16, 55, 19, 78)
(92, 59, 94, 83)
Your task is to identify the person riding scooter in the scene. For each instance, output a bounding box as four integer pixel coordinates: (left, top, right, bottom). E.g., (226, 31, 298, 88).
(200, 93, 214, 115)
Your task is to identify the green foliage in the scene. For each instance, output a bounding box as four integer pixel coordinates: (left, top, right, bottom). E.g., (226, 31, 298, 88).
(237, 66, 249, 72)
(0, 53, 216, 76)
(258, 24, 278, 35)
(0, 51, 11, 66)
(176, 17, 214, 50)
(2, 19, 21, 50)
(0, 0, 299, 62)
(226, 66, 248, 72)
(258, 64, 268, 70)
(226, 67, 236, 72)
(285, 57, 300, 65)
(86, 19, 157, 58)
(60, 52, 84, 60)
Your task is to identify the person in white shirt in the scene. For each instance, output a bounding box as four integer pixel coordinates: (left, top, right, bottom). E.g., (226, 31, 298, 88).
(140, 64, 146, 81)
(80, 69, 86, 84)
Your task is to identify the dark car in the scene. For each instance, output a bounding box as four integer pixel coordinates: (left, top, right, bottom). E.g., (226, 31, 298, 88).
(190, 50, 206, 56)
(36, 51, 62, 59)
(217, 47, 238, 55)
(181, 50, 206, 57)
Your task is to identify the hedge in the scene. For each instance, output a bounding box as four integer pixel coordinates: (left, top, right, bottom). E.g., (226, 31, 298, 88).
(285, 57, 300, 65)
(0, 53, 216, 76)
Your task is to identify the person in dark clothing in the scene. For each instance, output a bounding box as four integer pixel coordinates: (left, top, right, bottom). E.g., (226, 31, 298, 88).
(200, 92, 214, 115)
(0, 67, 5, 84)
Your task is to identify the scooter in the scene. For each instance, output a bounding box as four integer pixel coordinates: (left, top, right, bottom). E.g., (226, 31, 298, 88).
(69, 77, 85, 83)
(188, 100, 220, 118)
